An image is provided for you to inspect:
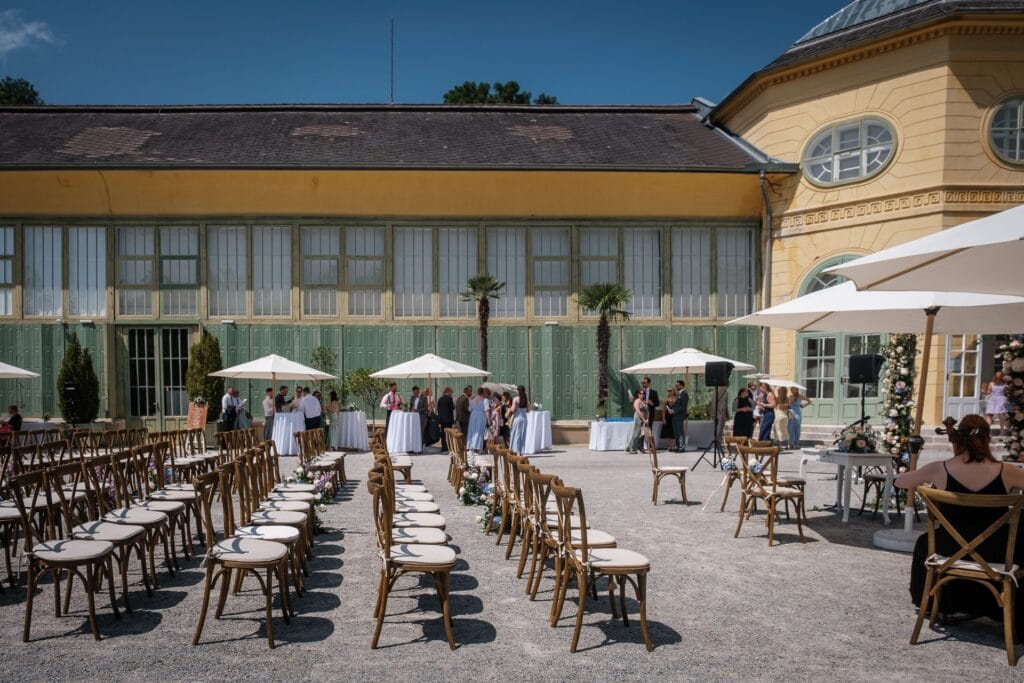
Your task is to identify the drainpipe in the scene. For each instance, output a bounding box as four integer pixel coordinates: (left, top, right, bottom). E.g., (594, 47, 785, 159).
(758, 169, 773, 373)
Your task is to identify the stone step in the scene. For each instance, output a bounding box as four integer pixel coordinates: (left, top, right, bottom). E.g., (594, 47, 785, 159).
(797, 424, 950, 447)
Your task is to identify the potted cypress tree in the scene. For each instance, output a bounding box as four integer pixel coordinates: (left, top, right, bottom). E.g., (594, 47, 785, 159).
(185, 330, 225, 446)
(57, 332, 101, 428)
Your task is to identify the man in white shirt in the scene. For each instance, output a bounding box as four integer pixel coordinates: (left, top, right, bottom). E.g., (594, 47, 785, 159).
(299, 387, 322, 431)
(379, 383, 402, 434)
(262, 387, 275, 440)
(221, 386, 241, 431)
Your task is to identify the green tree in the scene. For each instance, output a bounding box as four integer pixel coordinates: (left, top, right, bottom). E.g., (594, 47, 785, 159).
(0, 77, 42, 105)
(443, 80, 558, 105)
(346, 368, 388, 425)
(577, 283, 632, 404)
(185, 331, 225, 421)
(461, 272, 505, 371)
(309, 345, 347, 403)
(57, 332, 100, 424)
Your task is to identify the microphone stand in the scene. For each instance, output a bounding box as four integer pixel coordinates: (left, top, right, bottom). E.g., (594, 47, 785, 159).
(694, 387, 725, 471)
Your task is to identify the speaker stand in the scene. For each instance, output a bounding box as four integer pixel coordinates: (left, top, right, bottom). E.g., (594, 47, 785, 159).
(693, 389, 724, 471)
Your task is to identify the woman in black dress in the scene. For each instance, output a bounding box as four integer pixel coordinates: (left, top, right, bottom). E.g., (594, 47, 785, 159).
(897, 415, 1024, 633)
(732, 387, 755, 439)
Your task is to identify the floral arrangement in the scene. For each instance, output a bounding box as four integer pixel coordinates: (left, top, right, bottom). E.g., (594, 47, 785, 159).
(999, 336, 1024, 462)
(289, 464, 335, 529)
(834, 423, 880, 453)
(458, 463, 498, 530)
(192, 396, 208, 407)
(532, 402, 543, 411)
(879, 334, 917, 461)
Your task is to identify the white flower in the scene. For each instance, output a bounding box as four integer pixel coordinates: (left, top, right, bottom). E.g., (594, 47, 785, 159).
(1012, 358, 1024, 373)
(458, 487, 466, 496)
(896, 346, 904, 353)
(474, 515, 483, 523)
(294, 466, 304, 476)
(286, 476, 295, 483)
(889, 409, 898, 417)
(900, 367, 909, 376)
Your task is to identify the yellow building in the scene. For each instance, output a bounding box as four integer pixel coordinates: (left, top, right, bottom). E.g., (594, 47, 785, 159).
(712, 0, 1024, 427)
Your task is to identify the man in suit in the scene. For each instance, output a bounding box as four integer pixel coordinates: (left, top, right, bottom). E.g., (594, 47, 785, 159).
(640, 376, 659, 430)
(437, 386, 455, 452)
(671, 380, 689, 452)
(274, 385, 289, 413)
(455, 386, 471, 436)
(409, 386, 428, 442)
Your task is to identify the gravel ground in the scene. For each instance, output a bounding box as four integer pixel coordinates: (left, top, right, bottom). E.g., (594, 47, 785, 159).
(1, 444, 1019, 681)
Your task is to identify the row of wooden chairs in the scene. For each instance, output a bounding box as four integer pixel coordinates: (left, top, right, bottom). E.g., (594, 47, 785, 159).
(370, 429, 413, 483)
(295, 429, 347, 485)
(486, 440, 653, 652)
(367, 438, 459, 649)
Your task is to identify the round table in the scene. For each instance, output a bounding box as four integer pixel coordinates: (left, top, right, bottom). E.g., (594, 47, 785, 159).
(386, 412, 423, 454)
(271, 412, 306, 456)
(522, 410, 552, 455)
(588, 420, 664, 451)
(329, 410, 369, 451)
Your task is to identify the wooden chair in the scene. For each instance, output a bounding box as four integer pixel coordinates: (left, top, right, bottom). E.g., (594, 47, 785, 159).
(720, 436, 749, 511)
(369, 465, 458, 650)
(912, 487, 1024, 666)
(10, 469, 121, 641)
(733, 445, 806, 547)
(191, 470, 292, 648)
(549, 479, 652, 652)
(646, 432, 688, 505)
(504, 453, 530, 560)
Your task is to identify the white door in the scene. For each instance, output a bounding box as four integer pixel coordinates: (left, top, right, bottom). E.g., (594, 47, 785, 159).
(944, 334, 981, 421)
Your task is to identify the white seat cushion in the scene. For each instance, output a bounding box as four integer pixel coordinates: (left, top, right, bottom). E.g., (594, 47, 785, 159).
(235, 525, 300, 543)
(392, 512, 446, 529)
(547, 514, 590, 529)
(394, 500, 440, 514)
(134, 500, 186, 515)
(212, 537, 288, 563)
(576, 547, 650, 570)
(392, 526, 448, 545)
(274, 483, 316, 493)
(162, 483, 196, 492)
(551, 527, 616, 548)
(926, 553, 1021, 576)
(260, 500, 310, 513)
(657, 466, 689, 474)
(395, 491, 435, 502)
(72, 520, 146, 543)
(267, 491, 317, 502)
(33, 538, 113, 563)
(149, 489, 197, 502)
(104, 507, 168, 526)
(0, 506, 21, 522)
(390, 543, 457, 567)
(396, 484, 428, 494)
(250, 509, 307, 526)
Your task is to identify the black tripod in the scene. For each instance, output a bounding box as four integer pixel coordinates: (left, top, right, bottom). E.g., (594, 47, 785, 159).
(693, 387, 725, 471)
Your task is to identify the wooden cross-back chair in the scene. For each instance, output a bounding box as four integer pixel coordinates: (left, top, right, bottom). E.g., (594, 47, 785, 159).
(912, 487, 1024, 665)
(548, 478, 652, 652)
(733, 445, 806, 547)
(503, 453, 530, 560)
(646, 432, 688, 505)
(39, 440, 73, 468)
(11, 443, 43, 475)
(719, 436, 749, 511)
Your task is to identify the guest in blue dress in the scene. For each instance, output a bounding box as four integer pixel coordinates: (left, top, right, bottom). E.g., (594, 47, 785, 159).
(786, 387, 811, 449)
(509, 385, 530, 454)
(466, 387, 489, 451)
(757, 383, 776, 442)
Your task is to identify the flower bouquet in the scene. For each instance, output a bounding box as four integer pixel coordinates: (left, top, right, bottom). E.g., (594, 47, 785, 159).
(1000, 336, 1024, 462)
(834, 424, 880, 453)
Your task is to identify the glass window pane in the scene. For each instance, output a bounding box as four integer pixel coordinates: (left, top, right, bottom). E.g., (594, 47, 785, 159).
(301, 226, 339, 316)
(0, 227, 13, 316)
(24, 226, 62, 316)
(672, 228, 710, 318)
(487, 227, 525, 318)
(159, 227, 198, 317)
(439, 227, 477, 318)
(803, 118, 895, 184)
(394, 227, 432, 317)
(68, 227, 106, 316)
(208, 226, 247, 317)
(623, 228, 661, 317)
(532, 227, 570, 318)
(716, 227, 754, 318)
(252, 226, 291, 316)
(346, 226, 384, 316)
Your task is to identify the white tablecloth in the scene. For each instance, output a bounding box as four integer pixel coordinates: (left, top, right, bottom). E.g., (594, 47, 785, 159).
(330, 411, 369, 451)
(271, 412, 306, 457)
(522, 411, 552, 455)
(588, 420, 663, 451)
(387, 412, 423, 454)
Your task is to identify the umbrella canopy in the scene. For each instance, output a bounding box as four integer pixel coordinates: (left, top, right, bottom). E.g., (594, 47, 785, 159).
(824, 203, 1024, 295)
(621, 347, 755, 375)
(210, 354, 336, 381)
(743, 376, 806, 391)
(370, 353, 489, 380)
(0, 361, 40, 379)
(726, 282, 1024, 334)
(480, 381, 516, 394)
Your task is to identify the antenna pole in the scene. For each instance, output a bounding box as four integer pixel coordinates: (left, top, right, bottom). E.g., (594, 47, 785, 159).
(389, 18, 395, 104)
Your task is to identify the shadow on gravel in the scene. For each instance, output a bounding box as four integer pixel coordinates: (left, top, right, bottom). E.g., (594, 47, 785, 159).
(565, 617, 683, 652)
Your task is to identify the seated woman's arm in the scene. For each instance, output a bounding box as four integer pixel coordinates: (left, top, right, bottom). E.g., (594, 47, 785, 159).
(1001, 462, 1024, 494)
(895, 460, 943, 490)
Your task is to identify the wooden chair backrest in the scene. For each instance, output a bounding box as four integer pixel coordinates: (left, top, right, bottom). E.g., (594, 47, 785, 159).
(645, 430, 661, 471)
(10, 469, 55, 547)
(749, 439, 772, 448)
(918, 487, 1024, 581)
(192, 470, 222, 548)
(48, 460, 94, 531)
(549, 478, 590, 565)
(368, 466, 395, 555)
(736, 445, 780, 497)
(12, 443, 42, 474)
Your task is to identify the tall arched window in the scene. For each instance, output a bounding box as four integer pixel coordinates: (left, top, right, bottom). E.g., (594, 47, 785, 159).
(803, 117, 896, 186)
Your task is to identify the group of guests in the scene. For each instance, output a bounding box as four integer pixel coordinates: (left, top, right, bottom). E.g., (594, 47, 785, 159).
(731, 381, 811, 449)
(626, 376, 707, 454)
(378, 382, 531, 454)
(223, 384, 342, 444)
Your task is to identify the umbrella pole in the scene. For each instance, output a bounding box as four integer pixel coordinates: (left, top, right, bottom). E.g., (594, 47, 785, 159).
(910, 308, 939, 471)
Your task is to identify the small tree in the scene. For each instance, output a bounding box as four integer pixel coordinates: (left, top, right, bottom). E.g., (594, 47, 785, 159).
(310, 345, 348, 403)
(577, 283, 632, 404)
(0, 77, 43, 105)
(185, 331, 225, 421)
(460, 272, 505, 371)
(57, 332, 101, 424)
(346, 368, 388, 425)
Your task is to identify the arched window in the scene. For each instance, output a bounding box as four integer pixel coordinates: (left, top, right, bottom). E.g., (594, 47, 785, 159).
(800, 254, 859, 295)
(802, 117, 895, 186)
(990, 97, 1024, 165)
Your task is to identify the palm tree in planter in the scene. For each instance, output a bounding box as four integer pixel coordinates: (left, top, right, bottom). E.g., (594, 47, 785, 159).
(577, 283, 632, 404)
(460, 273, 505, 371)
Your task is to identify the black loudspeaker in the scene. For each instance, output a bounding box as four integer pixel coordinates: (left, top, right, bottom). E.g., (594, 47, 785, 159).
(705, 361, 734, 387)
(849, 354, 884, 384)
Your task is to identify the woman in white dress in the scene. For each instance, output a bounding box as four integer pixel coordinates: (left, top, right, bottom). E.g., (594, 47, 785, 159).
(508, 385, 530, 455)
(328, 390, 342, 450)
(466, 386, 489, 451)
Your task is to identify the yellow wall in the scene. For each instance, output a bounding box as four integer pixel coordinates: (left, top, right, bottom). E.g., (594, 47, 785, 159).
(719, 19, 1024, 426)
(0, 169, 763, 219)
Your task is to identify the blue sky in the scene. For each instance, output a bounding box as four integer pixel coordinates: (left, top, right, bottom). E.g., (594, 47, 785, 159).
(1, 0, 841, 105)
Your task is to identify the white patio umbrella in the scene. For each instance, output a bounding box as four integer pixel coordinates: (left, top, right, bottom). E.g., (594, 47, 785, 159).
(621, 348, 755, 375)
(745, 377, 807, 391)
(370, 353, 489, 380)
(480, 381, 516, 394)
(824, 203, 1024, 295)
(210, 353, 337, 384)
(0, 361, 40, 379)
